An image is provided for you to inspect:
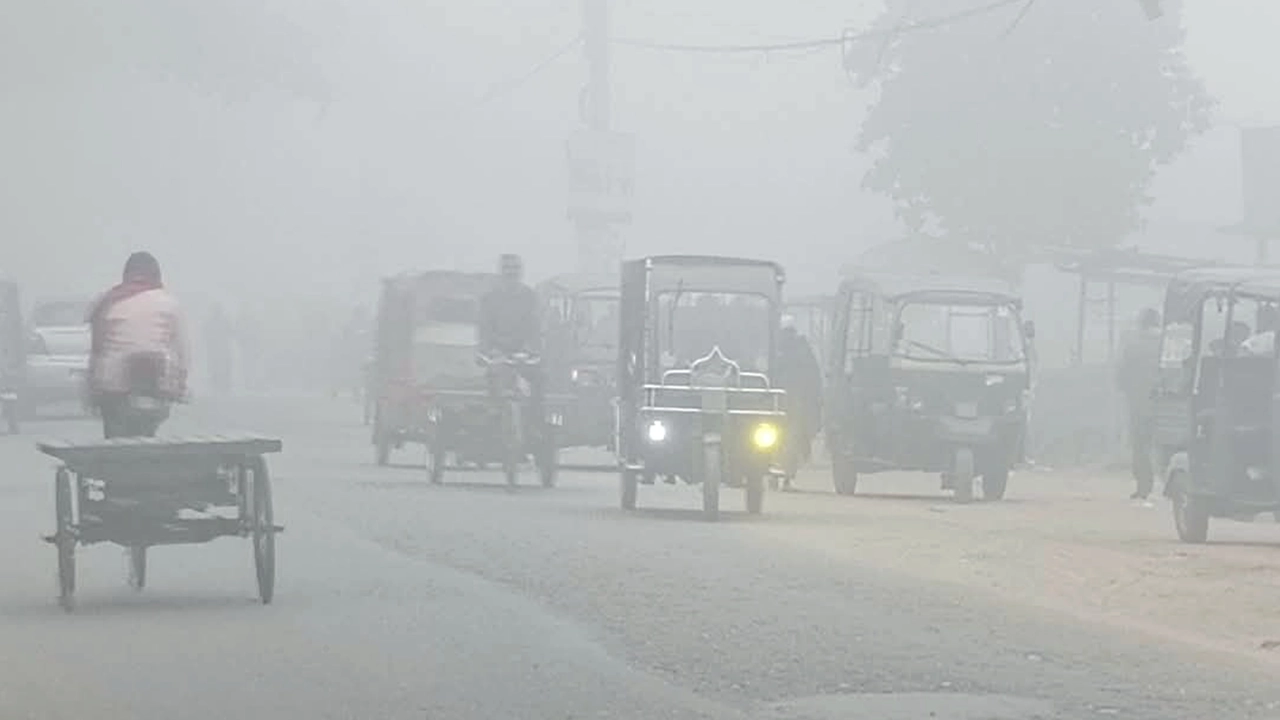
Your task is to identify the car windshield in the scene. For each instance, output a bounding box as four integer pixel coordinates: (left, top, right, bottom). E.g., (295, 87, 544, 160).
(895, 301, 1025, 364)
(32, 301, 90, 327)
(656, 291, 771, 372)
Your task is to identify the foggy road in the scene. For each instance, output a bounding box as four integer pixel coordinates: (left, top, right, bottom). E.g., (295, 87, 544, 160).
(3, 397, 1280, 720)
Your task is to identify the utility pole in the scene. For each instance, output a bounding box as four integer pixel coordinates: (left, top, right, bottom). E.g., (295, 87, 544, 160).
(568, 0, 631, 276)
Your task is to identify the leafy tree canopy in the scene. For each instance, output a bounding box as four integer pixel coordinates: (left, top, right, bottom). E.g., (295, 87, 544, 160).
(848, 0, 1214, 262)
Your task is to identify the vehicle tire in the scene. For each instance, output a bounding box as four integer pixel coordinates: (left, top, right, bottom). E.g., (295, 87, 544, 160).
(746, 474, 765, 515)
(832, 455, 858, 496)
(620, 469, 639, 510)
(952, 447, 976, 504)
(54, 467, 76, 612)
(249, 457, 276, 604)
(127, 546, 147, 591)
(1169, 472, 1209, 544)
(981, 463, 1009, 501)
(702, 442, 721, 522)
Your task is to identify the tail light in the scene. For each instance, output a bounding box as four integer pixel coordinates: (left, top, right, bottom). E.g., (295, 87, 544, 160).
(27, 332, 47, 356)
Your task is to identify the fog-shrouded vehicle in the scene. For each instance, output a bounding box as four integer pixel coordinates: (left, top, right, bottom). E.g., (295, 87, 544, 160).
(826, 270, 1033, 503)
(0, 276, 23, 434)
(25, 297, 93, 417)
(537, 274, 620, 453)
(615, 255, 788, 520)
(1153, 267, 1280, 543)
(371, 270, 561, 487)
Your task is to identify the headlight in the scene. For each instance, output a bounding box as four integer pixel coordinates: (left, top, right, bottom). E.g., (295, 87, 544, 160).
(751, 422, 779, 450)
(646, 420, 668, 443)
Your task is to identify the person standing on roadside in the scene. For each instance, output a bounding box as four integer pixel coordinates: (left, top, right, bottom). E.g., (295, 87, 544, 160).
(1116, 308, 1162, 501)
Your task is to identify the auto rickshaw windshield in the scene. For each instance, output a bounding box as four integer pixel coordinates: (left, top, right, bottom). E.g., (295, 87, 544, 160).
(895, 301, 1025, 364)
(573, 293, 619, 349)
(656, 291, 771, 372)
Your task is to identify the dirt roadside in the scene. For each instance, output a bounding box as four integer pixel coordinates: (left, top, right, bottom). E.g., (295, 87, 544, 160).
(756, 467, 1280, 671)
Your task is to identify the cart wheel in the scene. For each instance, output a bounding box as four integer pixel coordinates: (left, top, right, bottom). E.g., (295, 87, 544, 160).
(54, 467, 76, 612)
(981, 464, 1009, 501)
(620, 468, 638, 510)
(1170, 472, 1209, 544)
(127, 546, 147, 591)
(702, 442, 721, 522)
(952, 447, 975, 504)
(745, 475, 765, 515)
(249, 457, 276, 604)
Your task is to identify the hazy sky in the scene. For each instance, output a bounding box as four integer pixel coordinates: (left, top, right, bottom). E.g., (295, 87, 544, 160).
(2, 1, 1277, 305)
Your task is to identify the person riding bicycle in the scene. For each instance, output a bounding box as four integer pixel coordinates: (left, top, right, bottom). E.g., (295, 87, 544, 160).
(478, 254, 544, 427)
(87, 251, 189, 438)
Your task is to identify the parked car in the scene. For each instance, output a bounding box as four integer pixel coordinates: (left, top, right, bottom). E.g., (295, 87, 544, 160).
(25, 298, 92, 416)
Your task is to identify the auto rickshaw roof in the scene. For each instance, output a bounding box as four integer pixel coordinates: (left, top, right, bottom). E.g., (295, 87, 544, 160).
(628, 255, 785, 298)
(1166, 266, 1280, 302)
(839, 269, 1020, 304)
(382, 270, 498, 298)
(536, 274, 619, 296)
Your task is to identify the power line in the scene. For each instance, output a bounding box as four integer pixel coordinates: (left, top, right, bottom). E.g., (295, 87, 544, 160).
(473, 35, 584, 107)
(611, 0, 1026, 55)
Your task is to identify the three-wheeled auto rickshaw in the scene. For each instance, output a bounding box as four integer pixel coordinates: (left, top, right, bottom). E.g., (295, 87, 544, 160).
(370, 270, 561, 487)
(826, 270, 1033, 503)
(538, 274, 620, 452)
(1153, 267, 1280, 543)
(616, 256, 788, 520)
(0, 276, 24, 435)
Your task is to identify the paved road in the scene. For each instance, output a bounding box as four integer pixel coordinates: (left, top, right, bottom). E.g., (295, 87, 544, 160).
(2, 397, 1278, 719)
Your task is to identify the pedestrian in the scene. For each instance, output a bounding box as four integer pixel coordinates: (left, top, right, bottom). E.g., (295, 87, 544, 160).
(1116, 307, 1161, 501)
(776, 316, 823, 489)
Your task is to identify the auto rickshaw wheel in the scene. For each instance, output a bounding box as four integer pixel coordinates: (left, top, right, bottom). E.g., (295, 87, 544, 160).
(832, 455, 858, 496)
(537, 439, 559, 489)
(1169, 473, 1209, 543)
(620, 469, 639, 510)
(127, 546, 147, 591)
(746, 475, 765, 515)
(981, 464, 1009, 501)
(428, 444, 446, 485)
(702, 443, 722, 522)
(952, 447, 976, 504)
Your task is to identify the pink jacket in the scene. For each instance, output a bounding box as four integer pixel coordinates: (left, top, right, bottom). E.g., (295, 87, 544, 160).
(90, 288, 189, 396)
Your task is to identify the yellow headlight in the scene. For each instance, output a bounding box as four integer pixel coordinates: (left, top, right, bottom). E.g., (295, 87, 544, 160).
(751, 422, 779, 450)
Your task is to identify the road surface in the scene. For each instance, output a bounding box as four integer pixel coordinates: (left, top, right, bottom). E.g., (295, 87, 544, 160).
(2, 396, 1279, 719)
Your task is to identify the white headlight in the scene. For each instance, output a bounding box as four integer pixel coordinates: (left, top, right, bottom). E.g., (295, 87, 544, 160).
(646, 420, 668, 443)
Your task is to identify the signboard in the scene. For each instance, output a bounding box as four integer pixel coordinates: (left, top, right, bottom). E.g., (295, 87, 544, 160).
(1242, 126, 1280, 236)
(567, 130, 635, 223)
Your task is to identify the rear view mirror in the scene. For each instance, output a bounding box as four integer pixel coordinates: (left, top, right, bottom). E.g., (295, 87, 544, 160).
(1023, 320, 1036, 340)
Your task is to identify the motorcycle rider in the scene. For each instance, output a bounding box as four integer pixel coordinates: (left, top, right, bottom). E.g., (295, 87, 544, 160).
(87, 251, 189, 438)
(478, 254, 544, 427)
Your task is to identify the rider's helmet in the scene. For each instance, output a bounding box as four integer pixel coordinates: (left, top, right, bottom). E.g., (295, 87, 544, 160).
(499, 254, 523, 284)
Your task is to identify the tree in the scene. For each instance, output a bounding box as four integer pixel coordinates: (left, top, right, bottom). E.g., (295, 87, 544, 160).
(847, 0, 1214, 264)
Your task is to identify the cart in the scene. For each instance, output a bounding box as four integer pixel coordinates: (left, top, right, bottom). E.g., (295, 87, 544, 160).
(39, 434, 284, 611)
